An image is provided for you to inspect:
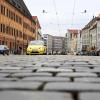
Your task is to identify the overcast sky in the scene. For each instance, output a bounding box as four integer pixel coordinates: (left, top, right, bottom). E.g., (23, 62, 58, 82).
(24, 0, 100, 36)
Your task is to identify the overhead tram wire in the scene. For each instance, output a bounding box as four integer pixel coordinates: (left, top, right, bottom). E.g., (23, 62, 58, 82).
(71, 0, 76, 28)
(52, 0, 60, 33)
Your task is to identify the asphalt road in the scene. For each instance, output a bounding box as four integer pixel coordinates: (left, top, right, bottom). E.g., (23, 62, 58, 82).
(0, 55, 100, 100)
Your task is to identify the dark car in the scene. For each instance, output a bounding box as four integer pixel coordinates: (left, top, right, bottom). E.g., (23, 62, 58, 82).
(96, 49, 100, 56)
(0, 45, 9, 55)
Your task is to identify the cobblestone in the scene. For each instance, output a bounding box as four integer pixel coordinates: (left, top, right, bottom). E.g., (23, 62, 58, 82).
(37, 68, 72, 72)
(44, 82, 100, 92)
(11, 72, 52, 78)
(57, 72, 97, 77)
(0, 55, 100, 100)
(0, 91, 73, 100)
(79, 92, 100, 100)
(21, 77, 70, 82)
(75, 77, 100, 83)
(0, 81, 42, 90)
(0, 69, 32, 73)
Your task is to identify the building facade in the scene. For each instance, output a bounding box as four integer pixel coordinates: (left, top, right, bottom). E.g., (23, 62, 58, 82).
(0, 0, 36, 54)
(81, 15, 100, 54)
(77, 30, 82, 52)
(43, 34, 53, 54)
(32, 16, 42, 40)
(52, 36, 67, 54)
(43, 34, 67, 55)
(67, 29, 81, 54)
(81, 27, 90, 52)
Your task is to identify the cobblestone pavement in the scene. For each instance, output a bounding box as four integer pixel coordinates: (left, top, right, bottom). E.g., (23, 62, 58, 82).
(0, 55, 100, 100)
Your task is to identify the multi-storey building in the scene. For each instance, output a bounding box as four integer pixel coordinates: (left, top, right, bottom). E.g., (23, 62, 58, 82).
(82, 15, 100, 54)
(43, 34, 53, 54)
(32, 16, 42, 40)
(43, 34, 67, 55)
(81, 27, 90, 52)
(67, 29, 81, 54)
(77, 30, 82, 52)
(52, 36, 67, 54)
(0, 0, 36, 54)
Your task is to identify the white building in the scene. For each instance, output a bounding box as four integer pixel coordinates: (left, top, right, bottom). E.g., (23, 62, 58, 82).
(81, 15, 100, 53)
(43, 34, 68, 55)
(53, 36, 67, 54)
(77, 30, 82, 52)
(43, 34, 53, 54)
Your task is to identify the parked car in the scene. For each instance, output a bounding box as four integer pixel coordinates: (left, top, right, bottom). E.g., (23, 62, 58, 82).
(76, 51, 81, 55)
(76, 51, 87, 56)
(96, 49, 100, 56)
(0, 45, 9, 55)
(26, 40, 47, 55)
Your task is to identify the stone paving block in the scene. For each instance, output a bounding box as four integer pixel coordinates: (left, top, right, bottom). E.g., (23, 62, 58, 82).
(21, 77, 70, 82)
(76, 68, 100, 73)
(0, 91, 73, 100)
(58, 67, 90, 71)
(41, 64, 61, 68)
(79, 92, 100, 100)
(23, 66, 41, 70)
(0, 77, 18, 81)
(11, 72, 52, 78)
(64, 62, 88, 65)
(44, 82, 100, 92)
(75, 68, 93, 72)
(0, 70, 32, 73)
(71, 65, 96, 67)
(0, 66, 22, 70)
(57, 72, 97, 77)
(37, 68, 72, 73)
(0, 73, 9, 77)
(0, 81, 42, 90)
(92, 67, 100, 72)
(75, 78, 100, 83)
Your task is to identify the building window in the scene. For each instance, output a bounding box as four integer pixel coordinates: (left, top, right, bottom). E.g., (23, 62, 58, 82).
(0, 40, 1, 45)
(3, 24, 5, 33)
(16, 15, 18, 22)
(1, 5, 5, 15)
(0, 24, 3, 32)
(6, 26, 9, 34)
(6, 9, 9, 17)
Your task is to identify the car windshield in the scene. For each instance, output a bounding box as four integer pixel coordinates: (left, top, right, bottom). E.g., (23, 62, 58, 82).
(0, 45, 5, 49)
(29, 41, 44, 45)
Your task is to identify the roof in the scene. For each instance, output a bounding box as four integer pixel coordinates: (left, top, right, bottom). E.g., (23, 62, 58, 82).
(6, 0, 32, 20)
(68, 29, 79, 34)
(32, 16, 41, 29)
(82, 16, 100, 30)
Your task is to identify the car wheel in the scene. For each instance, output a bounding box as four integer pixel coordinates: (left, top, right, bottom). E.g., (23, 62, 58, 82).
(3, 52, 5, 55)
(26, 53, 29, 55)
(7, 53, 9, 55)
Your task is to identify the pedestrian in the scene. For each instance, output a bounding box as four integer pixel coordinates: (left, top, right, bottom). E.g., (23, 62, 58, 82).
(19, 47, 22, 55)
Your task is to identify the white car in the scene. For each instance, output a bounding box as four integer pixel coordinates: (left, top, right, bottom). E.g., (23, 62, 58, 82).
(0, 45, 9, 55)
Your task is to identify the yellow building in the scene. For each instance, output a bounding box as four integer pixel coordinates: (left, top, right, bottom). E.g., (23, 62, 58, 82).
(0, 0, 36, 54)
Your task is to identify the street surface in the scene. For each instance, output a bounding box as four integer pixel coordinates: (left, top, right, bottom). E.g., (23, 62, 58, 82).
(0, 55, 100, 100)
